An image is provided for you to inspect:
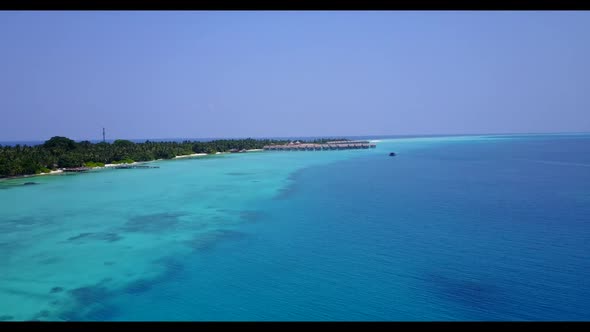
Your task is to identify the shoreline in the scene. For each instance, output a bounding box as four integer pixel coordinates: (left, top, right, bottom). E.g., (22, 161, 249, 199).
(173, 153, 207, 159)
(1, 169, 64, 181)
(36, 169, 64, 176)
(0, 149, 264, 182)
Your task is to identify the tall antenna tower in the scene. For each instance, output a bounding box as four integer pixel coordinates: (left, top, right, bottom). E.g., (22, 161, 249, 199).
(102, 128, 106, 143)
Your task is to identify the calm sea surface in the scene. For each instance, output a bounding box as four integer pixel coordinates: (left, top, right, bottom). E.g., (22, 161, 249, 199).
(1, 134, 589, 321)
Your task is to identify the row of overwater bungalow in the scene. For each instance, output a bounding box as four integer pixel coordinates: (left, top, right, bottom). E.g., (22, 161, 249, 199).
(263, 140, 376, 151)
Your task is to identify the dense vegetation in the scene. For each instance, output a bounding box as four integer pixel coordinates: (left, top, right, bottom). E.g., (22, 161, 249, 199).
(0, 136, 349, 178)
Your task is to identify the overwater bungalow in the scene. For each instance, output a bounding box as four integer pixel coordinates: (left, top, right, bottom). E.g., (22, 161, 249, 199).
(263, 140, 376, 152)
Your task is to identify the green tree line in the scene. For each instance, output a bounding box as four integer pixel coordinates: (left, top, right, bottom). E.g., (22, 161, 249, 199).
(0, 136, 349, 178)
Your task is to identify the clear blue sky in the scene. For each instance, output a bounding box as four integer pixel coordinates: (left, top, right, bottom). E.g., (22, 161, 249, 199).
(1, 11, 589, 141)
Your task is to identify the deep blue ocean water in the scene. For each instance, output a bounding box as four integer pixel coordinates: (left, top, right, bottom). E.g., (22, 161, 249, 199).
(1, 134, 589, 321)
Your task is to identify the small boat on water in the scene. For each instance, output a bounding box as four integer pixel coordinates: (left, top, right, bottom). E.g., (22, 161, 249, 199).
(389, 152, 396, 157)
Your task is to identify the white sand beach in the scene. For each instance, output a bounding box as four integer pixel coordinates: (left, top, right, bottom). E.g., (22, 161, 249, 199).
(174, 153, 207, 159)
(104, 162, 140, 167)
(38, 170, 64, 176)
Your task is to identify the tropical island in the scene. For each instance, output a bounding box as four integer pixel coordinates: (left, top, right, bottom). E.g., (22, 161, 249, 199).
(0, 136, 352, 178)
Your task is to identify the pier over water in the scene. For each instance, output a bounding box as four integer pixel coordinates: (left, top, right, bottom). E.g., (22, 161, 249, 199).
(263, 140, 376, 151)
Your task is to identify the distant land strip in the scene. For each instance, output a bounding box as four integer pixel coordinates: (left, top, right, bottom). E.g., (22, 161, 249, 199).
(0, 136, 356, 178)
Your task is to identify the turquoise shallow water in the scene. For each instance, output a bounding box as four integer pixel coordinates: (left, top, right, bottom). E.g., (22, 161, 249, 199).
(1, 134, 589, 321)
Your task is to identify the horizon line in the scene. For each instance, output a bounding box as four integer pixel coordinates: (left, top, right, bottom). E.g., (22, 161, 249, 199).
(1, 130, 590, 144)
